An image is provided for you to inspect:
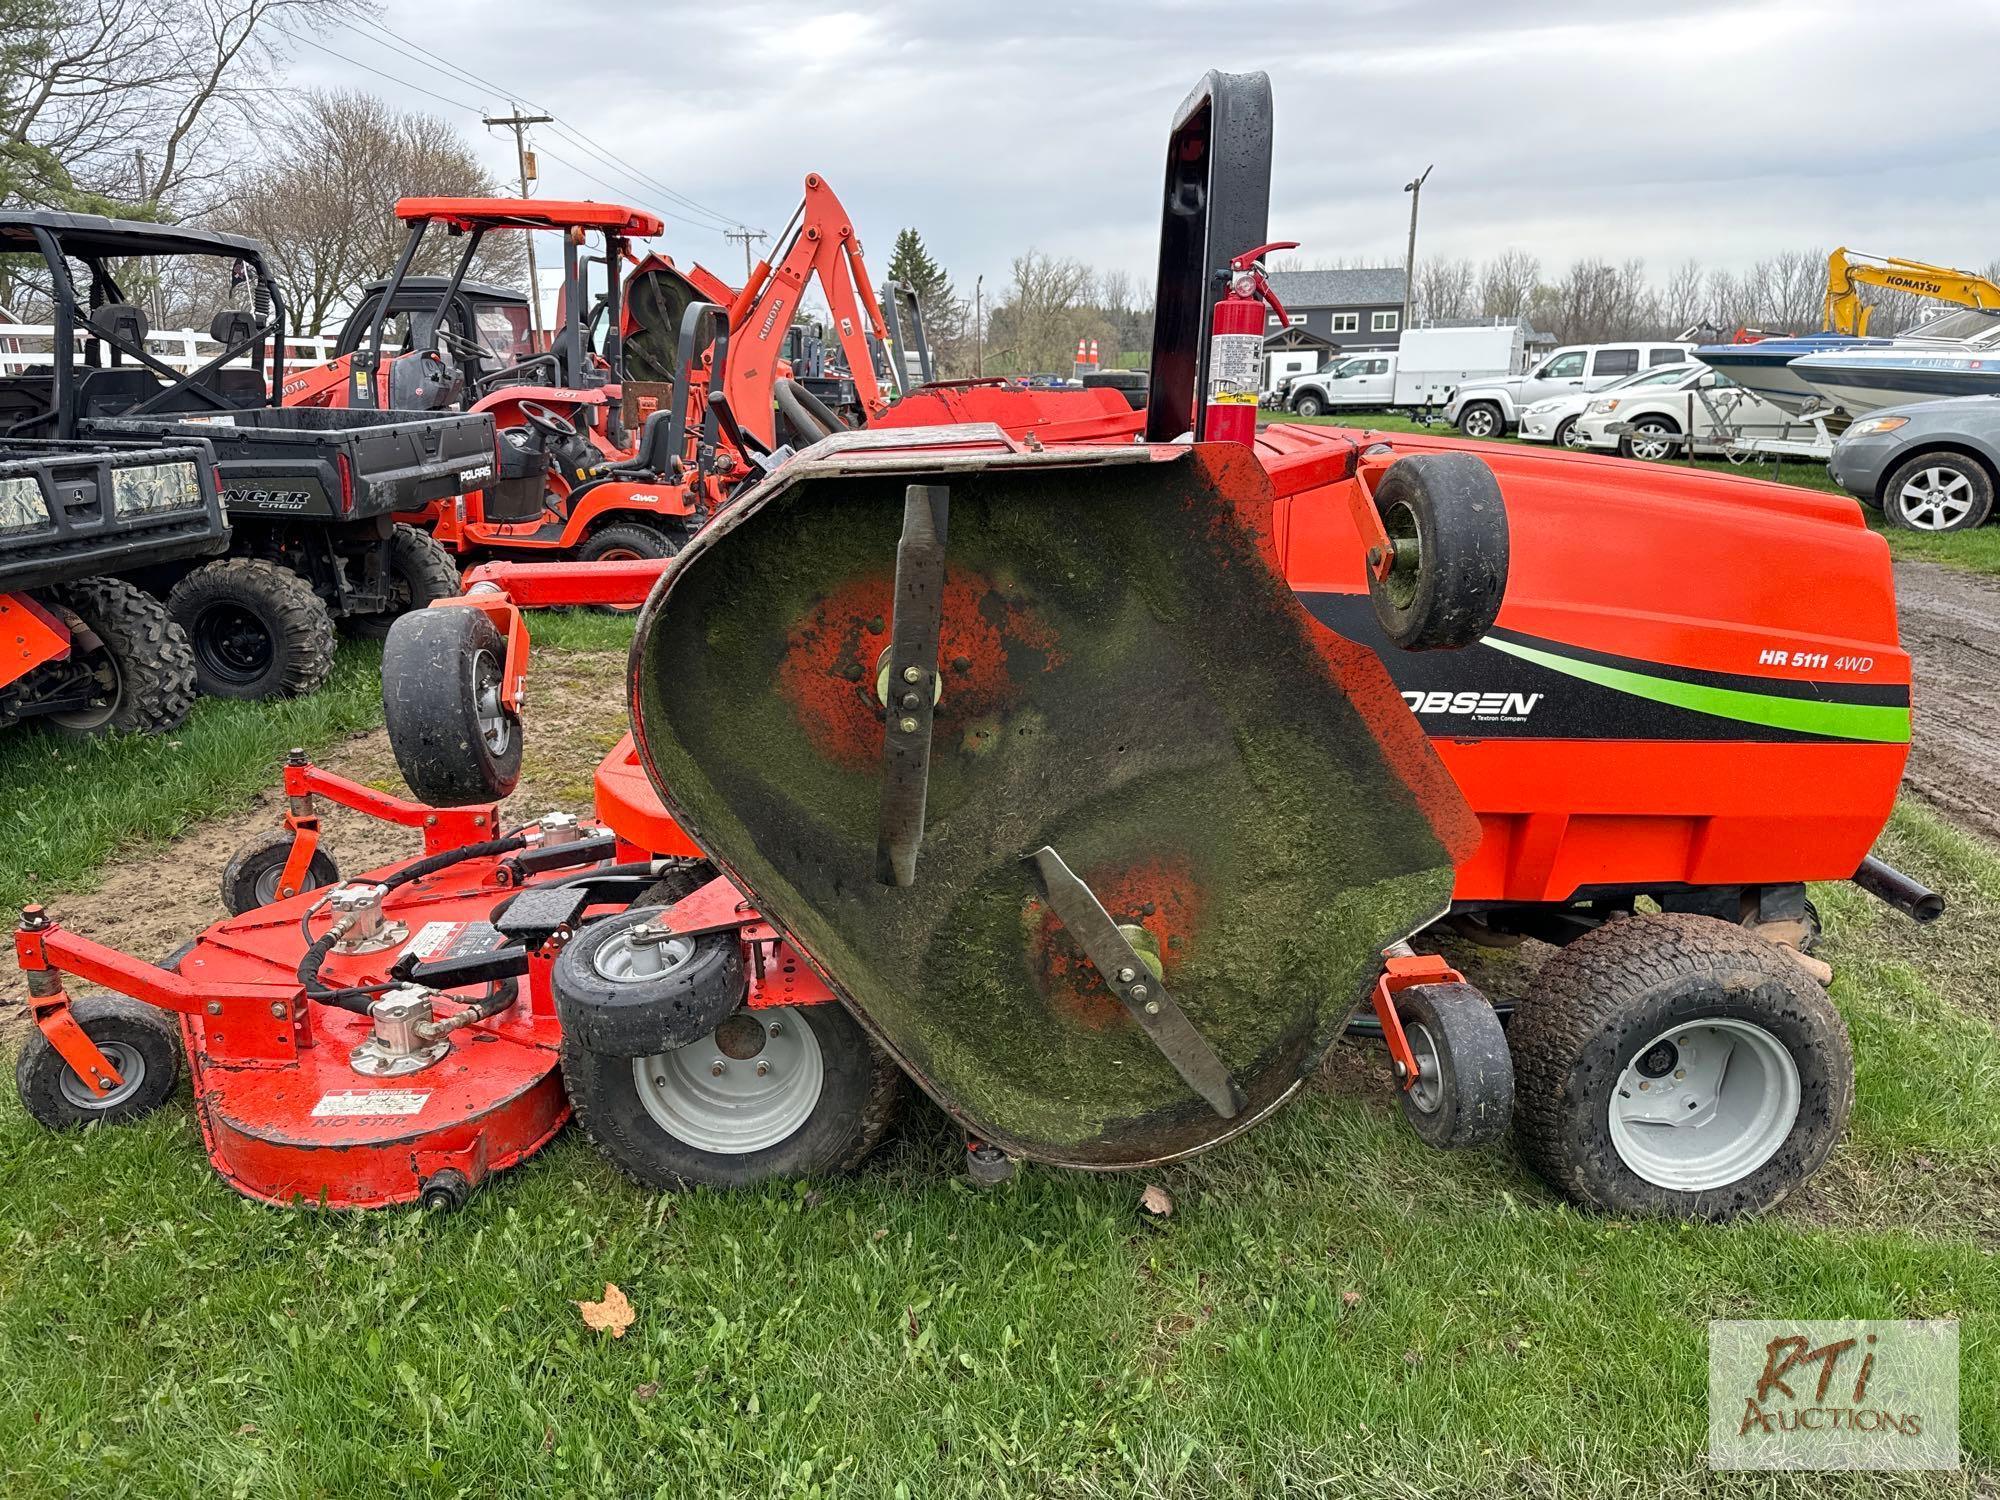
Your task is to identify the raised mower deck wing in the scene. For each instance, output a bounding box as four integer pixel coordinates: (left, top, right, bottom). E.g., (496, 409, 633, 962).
(628, 426, 1478, 1167)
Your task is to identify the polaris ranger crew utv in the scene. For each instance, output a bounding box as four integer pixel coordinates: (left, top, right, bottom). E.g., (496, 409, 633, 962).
(0, 435, 227, 735)
(0, 213, 494, 699)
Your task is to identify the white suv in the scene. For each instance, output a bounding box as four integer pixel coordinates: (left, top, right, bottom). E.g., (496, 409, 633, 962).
(1443, 342, 1695, 438)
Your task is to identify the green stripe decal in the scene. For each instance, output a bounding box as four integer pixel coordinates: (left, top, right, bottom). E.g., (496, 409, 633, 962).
(1484, 638, 1911, 743)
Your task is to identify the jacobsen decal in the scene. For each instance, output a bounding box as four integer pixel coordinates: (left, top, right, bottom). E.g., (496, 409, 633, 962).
(1299, 592, 1909, 744)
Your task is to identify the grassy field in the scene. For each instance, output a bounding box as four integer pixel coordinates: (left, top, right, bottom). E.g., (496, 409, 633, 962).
(1263, 410, 2000, 578)
(2, 503, 1997, 1492)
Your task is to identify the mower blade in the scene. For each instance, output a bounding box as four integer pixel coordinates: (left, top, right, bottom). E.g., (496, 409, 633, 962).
(875, 484, 950, 887)
(1028, 846, 1248, 1119)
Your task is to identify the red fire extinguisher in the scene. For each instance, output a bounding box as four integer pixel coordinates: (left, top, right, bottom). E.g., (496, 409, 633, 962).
(1203, 240, 1296, 447)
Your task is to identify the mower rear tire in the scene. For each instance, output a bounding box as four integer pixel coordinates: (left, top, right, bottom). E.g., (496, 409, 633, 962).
(15, 995, 181, 1130)
(565, 1001, 903, 1191)
(1395, 981, 1513, 1149)
(1510, 913, 1852, 1221)
(552, 909, 747, 1057)
(220, 827, 342, 914)
(381, 605, 523, 805)
(169, 558, 336, 700)
(1367, 451, 1510, 650)
(43, 577, 196, 737)
(343, 524, 461, 639)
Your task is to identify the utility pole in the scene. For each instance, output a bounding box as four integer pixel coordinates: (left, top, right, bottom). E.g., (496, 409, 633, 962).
(974, 274, 984, 376)
(724, 226, 767, 278)
(1401, 164, 1433, 336)
(485, 105, 554, 344)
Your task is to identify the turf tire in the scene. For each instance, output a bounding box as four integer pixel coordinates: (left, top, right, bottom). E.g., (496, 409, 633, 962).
(381, 604, 523, 805)
(1395, 981, 1514, 1149)
(1367, 451, 1510, 650)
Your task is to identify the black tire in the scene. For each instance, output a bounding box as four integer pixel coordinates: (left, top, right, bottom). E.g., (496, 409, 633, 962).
(1510, 913, 1853, 1221)
(1553, 416, 1582, 450)
(1455, 401, 1504, 439)
(219, 827, 342, 914)
(1880, 451, 1996, 533)
(381, 605, 523, 805)
(553, 909, 747, 1057)
(578, 523, 678, 563)
(564, 999, 904, 1191)
(1367, 451, 1510, 650)
(168, 558, 336, 700)
(1292, 392, 1326, 418)
(40, 577, 196, 737)
(1395, 981, 1513, 1149)
(14, 995, 181, 1130)
(1617, 415, 1681, 462)
(344, 524, 461, 640)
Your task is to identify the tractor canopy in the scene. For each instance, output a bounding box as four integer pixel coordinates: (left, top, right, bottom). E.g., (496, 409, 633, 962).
(392, 198, 665, 237)
(629, 426, 1478, 1166)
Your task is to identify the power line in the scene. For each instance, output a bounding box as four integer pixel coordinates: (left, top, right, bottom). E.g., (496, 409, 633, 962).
(272, 26, 488, 116)
(345, 15, 750, 235)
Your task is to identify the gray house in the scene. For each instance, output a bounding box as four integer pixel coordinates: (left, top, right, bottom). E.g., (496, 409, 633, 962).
(1261, 267, 1407, 386)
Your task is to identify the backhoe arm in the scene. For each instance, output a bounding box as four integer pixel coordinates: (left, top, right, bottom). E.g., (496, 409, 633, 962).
(1824, 247, 2000, 336)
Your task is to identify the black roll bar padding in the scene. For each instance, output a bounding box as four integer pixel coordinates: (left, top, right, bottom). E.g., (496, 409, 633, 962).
(787, 376, 853, 433)
(1852, 855, 1945, 923)
(1144, 70, 1274, 444)
(773, 378, 835, 445)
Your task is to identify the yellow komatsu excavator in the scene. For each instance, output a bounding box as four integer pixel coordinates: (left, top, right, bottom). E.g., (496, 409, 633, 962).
(1824, 248, 2000, 335)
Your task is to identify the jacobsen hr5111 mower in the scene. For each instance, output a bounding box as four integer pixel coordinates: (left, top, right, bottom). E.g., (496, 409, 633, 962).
(13, 73, 1935, 1222)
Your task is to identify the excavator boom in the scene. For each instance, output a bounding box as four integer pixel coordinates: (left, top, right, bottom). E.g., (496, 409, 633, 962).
(1824, 247, 2000, 336)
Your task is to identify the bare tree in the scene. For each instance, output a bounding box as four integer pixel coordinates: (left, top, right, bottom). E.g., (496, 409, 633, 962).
(218, 90, 522, 334)
(2, 0, 370, 215)
(985, 249, 1105, 372)
(1477, 249, 1541, 322)
(1413, 256, 1476, 325)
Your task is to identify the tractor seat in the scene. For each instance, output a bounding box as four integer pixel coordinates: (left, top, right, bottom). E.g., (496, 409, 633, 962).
(602, 408, 676, 479)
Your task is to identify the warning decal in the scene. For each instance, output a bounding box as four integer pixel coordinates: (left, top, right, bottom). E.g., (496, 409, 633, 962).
(312, 1090, 429, 1119)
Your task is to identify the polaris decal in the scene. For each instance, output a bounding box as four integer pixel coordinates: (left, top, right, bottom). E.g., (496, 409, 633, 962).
(222, 487, 314, 511)
(1299, 592, 1909, 745)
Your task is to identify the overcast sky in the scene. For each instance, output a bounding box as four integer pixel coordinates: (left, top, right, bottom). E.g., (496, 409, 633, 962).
(288, 0, 2000, 299)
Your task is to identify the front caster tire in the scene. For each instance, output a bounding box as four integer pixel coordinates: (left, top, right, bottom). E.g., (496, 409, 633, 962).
(219, 827, 342, 914)
(41, 577, 196, 736)
(553, 909, 747, 1057)
(1395, 981, 1513, 1148)
(381, 605, 523, 805)
(168, 558, 336, 700)
(1510, 913, 1853, 1221)
(564, 1001, 903, 1191)
(15, 996, 181, 1130)
(344, 524, 462, 639)
(1368, 451, 1510, 650)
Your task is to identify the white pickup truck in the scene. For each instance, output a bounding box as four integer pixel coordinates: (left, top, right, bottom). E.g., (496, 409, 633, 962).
(1442, 341, 1697, 438)
(1277, 352, 1396, 416)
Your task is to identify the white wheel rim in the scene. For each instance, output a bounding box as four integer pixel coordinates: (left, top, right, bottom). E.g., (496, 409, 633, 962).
(633, 1007, 823, 1154)
(1631, 426, 1673, 461)
(1898, 467, 1975, 530)
(58, 1040, 146, 1110)
(1607, 1019, 1800, 1191)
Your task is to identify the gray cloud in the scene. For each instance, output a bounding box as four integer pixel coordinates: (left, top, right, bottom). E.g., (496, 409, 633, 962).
(285, 0, 2000, 296)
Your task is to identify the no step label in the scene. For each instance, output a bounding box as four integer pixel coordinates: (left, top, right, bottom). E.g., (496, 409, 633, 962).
(311, 1090, 429, 1119)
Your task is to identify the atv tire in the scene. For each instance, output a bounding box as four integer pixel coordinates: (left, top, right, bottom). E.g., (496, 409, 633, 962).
(220, 827, 342, 914)
(1367, 451, 1510, 650)
(42, 577, 196, 737)
(15, 995, 181, 1130)
(1510, 913, 1852, 1221)
(169, 558, 336, 700)
(344, 524, 461, 639)
(565, 998, 903, 1191)
(381, 604, 523, 806)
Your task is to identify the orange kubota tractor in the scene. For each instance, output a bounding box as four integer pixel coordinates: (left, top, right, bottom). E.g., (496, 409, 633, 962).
(287, 185, 1141, 565)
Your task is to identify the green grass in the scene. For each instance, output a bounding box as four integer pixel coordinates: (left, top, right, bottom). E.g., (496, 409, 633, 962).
(0, 795, 1995, 1496)
(1265, 409, 2000, 576)
(0, 612, 635, 916)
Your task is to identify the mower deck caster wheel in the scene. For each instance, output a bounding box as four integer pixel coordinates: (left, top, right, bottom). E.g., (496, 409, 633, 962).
(966, 1140, 1016, 1187)
(1368, 452, 1510, 651)
(552, 908, 747, 1057)
(1510, 913, 1853, 1221)
(220, 827, 342, 914)
(1395, 982, 1513, 1149)
(15, 996, 181, 1131)
(382, 605, 524, 805)
(564, 1002, 904, 1191)
(420, 1168, 473, 1213)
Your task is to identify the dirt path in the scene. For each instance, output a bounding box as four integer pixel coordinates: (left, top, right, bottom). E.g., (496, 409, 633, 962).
(0, 647, 630, 1023)
(1896, 559, 2000, 843)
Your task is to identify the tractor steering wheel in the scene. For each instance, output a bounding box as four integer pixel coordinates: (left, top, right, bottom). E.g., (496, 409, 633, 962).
(516, 400, 579, 442)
